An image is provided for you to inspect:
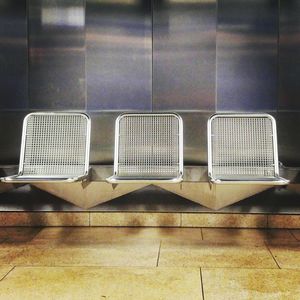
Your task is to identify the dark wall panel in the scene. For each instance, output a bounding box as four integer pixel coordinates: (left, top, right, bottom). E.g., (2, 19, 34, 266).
(217, 0, 278, 112)
(0, 111, 27, 164)
(279, 0, 300, 111)
(277, 112, 300, 166)
(28, 0, 86, 109)
(153, 0, 216, 111)
(86, 0, 152, 111)
(0, 0, 28, 109)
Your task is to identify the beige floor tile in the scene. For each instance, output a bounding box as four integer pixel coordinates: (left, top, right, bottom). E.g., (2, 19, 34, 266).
(182, 213, 267, 228)
(33, 227, 157, 242)
(159, 241, 277, 268)
(268, 215, 300, 229)
(268, 242, 300, 269)
(32, 227, 74, 240)
(291, 230, 300, 241)
(137, 227, 203, 241)
(0, 213, 89, 226)
(29, 227, 84, 246)
(0, 267, 202, 300)
(0, 248, 25, 265)
(202, 268, 300, 300)
(10, 241, 160, 267)
(35, 226, 200, 241)
(90, 212, 181, 227)
(0, 227, 42, 243)
(28, 227, 203, 248)
(202, 229, 296, 244)
(0, 266, 14, 280)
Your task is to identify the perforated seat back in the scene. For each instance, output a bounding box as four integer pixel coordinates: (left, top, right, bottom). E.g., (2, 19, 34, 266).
(113, 114, 183, 179)
(19, 113, 90, 177)
(208, 114, 279, 181)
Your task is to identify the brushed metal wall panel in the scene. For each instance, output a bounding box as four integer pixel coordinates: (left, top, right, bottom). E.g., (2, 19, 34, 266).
(153, 0, 216, 111)
(279, 0, 300, 110)
(88, 111, 211, 165)
(89, 112, 119, 165)
(0, 111, 27, 164)
(217, 0, 278, 112)
(277, 112, 300, 166)
(86, 0, 151, 110)
(28, 0, 85, 109)
(0, 0, 28, 109)
(180, 111, 212, 165)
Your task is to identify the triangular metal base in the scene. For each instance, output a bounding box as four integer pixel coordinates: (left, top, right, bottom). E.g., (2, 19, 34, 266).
(33, 182, 150, 209)
(155, 182, 273, 210)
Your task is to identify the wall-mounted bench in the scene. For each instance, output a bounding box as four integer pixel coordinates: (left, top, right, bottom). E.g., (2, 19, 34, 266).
(0, 111, 292, 210)
(2, 112, 91, 183)
(107, 113, 183, 183)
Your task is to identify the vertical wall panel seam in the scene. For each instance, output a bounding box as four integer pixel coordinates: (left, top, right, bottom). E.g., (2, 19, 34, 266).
(26, 0, 30, 109)
(151, 0, 154, 112)
(277, 0, 280, 114)
(215, 0, 218, 112)
(84, 0, 87, 112)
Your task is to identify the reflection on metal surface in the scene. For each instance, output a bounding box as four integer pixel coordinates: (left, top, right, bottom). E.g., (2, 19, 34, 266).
(86, 0, 151, 110)
(88, 0, 137, 4)
(156, 182, 273, 210)
(33, 176, 273, 210)
(0, 0, 28, 109)
(29, 0, 86, 109)
(42, 7, 84, 27)
(33, 182, 149, 209)
(153, 0, 216, 110)
(217, 0, 278, 111)
(279, 0, 300, 110)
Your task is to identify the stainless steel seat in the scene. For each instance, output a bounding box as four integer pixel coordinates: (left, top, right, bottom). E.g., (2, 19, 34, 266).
(107, 113, 183, 183)
(207, 113, 289, 185)
(2, 112, 91, 183)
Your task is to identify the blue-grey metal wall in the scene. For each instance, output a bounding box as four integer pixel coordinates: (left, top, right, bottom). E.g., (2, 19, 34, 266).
(0, 0, 300, 166)
(277, 0, 300, 166)
(217, 0, 278, 111)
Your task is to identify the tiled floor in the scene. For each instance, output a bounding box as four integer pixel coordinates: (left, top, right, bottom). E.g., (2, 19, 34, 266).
(0, 227, 299, 299)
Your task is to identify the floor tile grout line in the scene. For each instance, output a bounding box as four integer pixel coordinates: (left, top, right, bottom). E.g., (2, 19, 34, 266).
(264, 242, 281, 269)
(8, 265, 291, 269)
(10, 265, 179, 269)
(199, 268, 205, 300)
(156, 241, 162, 267)
(0, 266, 15, 282)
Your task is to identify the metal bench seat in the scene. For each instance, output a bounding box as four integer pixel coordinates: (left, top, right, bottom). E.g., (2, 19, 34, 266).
(207, 113, 289, 185)
(2, 112, 91, 183)
(107, 113, 183, 183)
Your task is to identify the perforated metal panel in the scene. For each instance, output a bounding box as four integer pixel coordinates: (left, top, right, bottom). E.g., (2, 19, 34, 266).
(19, 113, 90, 178)
(208, 114, 279, 181)
(113, 114, 183, 180)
